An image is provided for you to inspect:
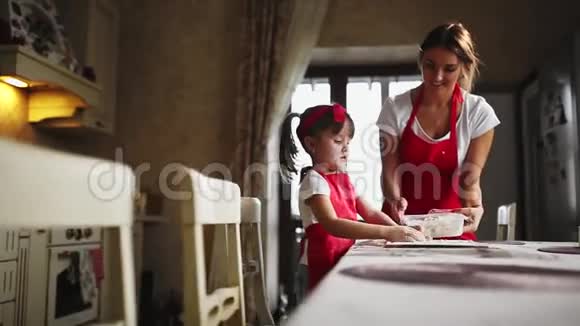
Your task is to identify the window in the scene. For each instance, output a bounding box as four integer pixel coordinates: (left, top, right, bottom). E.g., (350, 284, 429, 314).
(289, 71, 421, 216)
(389, 80, 423, 97)
(346, 79, 383, 208)
(289, 79, 331, 215)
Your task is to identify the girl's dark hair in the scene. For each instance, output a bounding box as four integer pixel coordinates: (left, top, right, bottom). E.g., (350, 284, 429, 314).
(280, 105, 354, 182)
(419, 22, 481, 92)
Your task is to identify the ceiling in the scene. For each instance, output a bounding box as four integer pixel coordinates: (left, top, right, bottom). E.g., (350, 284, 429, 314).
(315, 0, 580, 86)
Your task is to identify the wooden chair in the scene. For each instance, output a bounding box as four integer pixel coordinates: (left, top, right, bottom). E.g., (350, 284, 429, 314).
(0, 138, 137, 325)
(497, 202, 517, 241)
(240, 197, 275, 326)
(175, 167, 245, 326)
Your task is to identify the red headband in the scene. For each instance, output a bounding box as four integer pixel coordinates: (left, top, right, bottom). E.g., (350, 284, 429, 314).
(297, 103, 347, 139)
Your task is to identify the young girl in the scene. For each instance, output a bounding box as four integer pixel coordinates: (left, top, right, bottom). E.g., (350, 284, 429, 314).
(280, 103, 425, 290)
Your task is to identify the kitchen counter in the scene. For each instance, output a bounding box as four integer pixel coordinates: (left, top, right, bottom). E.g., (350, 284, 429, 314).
(283, 241, 580, 326)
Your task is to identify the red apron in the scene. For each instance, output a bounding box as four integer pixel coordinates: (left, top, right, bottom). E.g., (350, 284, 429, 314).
(302, 172, 358, 290)
(396, 83, 475, 240)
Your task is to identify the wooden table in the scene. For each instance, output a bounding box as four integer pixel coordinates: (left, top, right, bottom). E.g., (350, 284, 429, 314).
(283, 241, 580, 326)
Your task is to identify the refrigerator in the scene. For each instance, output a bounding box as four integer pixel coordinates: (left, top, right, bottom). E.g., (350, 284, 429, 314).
(520, 31, 580, 241)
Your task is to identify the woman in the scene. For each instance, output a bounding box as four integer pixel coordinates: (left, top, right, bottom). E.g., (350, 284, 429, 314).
(377, 22, 500, 240)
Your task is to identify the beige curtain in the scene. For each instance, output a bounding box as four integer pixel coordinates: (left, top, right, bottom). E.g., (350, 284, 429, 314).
(233, 0, 329, 194)
(231, 0, 329, 324)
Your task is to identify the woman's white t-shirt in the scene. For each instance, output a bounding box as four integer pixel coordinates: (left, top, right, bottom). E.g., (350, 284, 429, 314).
(376, 88, 500, 165)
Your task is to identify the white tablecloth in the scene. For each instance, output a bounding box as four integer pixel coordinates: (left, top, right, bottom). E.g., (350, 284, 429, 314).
(283, 241, 580, 326)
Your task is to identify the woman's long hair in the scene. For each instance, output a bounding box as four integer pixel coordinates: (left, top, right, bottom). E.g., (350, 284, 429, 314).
(419, 22, 481, 92)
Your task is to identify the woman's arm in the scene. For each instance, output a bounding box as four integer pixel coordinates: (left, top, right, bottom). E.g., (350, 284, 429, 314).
(380, 131, 407, 221)
(306, 195, 424, 241)
(461, 129, 494, 204)
(458, 129, 495, 232)
(380, 131, 400, 200)
(356, 196, 398, 226)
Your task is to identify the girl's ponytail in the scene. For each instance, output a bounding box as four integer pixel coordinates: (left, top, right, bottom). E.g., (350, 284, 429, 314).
(279, 112, 301, 182)
(300, 166, 313, 182)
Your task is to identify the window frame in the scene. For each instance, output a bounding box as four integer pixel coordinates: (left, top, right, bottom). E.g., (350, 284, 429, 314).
(285, 64, 423, 213)
(305, 64, 420, 106)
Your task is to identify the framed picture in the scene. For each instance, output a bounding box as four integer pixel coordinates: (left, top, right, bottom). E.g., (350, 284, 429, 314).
(2, 0, 80, 73)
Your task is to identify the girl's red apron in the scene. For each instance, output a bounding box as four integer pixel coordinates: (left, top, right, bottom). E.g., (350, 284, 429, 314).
(394, 83, 475, 240)
(302, 172, 358, 290)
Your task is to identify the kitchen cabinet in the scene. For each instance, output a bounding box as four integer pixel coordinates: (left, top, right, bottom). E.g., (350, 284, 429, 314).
(0, 230, 18, 261)
(15, 237, 29, 326)
(0, 229, 32, 326)
(0, 230, 18, 326)
(0, 261, 17, 303)
(23, 229, 48, 326)
(54, 0, 120, 134)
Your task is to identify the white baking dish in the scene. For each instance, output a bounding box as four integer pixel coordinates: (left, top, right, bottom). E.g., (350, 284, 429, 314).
(400, 213, 465, 238)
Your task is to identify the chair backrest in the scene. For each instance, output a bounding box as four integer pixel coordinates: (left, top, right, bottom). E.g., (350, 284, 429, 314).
(497, 202, 517, 241)
(176, 167, 245, 326)
(0, 138, 135, 228)
(240, 197, 275, 326)
(241, 197, 261, 224)
(0, 138, 137, 325)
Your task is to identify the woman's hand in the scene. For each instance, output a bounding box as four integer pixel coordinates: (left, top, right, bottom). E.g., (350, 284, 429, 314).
(382, 197, 408, 223)
(453, 206, 484, 233)
(383, 225, 426, 242)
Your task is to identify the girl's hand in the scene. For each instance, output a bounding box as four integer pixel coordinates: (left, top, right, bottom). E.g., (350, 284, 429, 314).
(383, 225, 426, 242)
(453, 206, 484, 233)
(382, 197, 408, 224)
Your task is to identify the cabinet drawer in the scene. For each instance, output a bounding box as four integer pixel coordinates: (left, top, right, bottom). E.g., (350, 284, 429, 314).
(0, 231, 18, 261)
(0, 261, 17, 302)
